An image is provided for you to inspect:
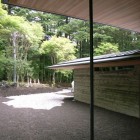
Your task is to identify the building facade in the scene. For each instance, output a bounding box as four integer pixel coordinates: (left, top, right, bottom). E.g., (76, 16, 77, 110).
(49, 50, 140, 118)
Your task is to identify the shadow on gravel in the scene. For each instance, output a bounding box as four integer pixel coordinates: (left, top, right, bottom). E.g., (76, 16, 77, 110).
(0, 92, 140, 140)
(0, 94, 90, 140)
(94, 106, 140, 140)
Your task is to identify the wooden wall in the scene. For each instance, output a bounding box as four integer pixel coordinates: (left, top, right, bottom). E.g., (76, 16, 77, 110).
(74, 65, 140, 118)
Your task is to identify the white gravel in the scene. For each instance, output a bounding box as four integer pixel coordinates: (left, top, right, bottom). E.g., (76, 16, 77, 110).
(3, 89, 73, 110)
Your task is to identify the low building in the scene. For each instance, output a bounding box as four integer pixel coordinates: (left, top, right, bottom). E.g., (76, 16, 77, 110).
(48, 50, 140, 118)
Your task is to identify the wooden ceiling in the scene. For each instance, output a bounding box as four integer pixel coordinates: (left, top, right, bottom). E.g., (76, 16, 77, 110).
(2, 0, 140, 32)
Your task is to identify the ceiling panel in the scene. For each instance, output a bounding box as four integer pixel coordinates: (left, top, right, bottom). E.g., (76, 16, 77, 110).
(2, 0, 140, 32)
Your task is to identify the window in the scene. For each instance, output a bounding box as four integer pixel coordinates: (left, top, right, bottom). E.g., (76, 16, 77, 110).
(94, 65, 134, 72)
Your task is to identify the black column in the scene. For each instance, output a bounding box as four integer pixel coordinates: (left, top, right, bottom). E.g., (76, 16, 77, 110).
(89, 0, 94, 140)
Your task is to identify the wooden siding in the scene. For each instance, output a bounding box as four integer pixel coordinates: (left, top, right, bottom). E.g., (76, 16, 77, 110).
(74, 65, 140, 118)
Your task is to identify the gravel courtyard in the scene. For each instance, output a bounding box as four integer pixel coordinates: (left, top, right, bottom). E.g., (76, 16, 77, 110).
(0, 87, 140, 140)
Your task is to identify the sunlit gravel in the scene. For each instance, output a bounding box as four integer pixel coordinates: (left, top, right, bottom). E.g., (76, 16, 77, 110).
(3, 89, 73, 110)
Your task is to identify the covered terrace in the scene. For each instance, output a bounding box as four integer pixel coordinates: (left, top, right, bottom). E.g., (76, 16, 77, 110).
(2, 0, 140, 140)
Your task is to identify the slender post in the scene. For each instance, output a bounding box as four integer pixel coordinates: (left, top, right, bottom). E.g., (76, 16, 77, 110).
(12, 32, 17, 83)
(8, 5, 17, 83)
(89, 0, 94, 140)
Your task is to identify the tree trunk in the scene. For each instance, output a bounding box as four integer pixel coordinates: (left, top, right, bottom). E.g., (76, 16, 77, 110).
(12, 32, 17, 83)
(37, 79, 40, 84)
(43, 55, 46, 82)
(34, 79, 36, 83)
(17, 74, 19, 87)
(21, 75, 24, 83)
(79, 41, 82, 58)
(27, 76, 29, 87)
(60, 73, 62, 83)
(29, 78, 32, 87)
(39, 55, 43, 83)
(52, 70, 55, 87)
(65, 17, 69, 38)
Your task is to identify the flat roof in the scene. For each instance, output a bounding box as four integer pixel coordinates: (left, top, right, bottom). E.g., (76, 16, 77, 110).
(2, 0, 140, 33)
(48, 50, 140, 69)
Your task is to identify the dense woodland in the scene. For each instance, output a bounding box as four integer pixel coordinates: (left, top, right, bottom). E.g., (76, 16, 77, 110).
(0, 2, 140, 86)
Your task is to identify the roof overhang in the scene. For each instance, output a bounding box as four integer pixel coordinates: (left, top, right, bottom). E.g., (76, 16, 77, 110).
(2, 0, 140, 33)
(48, 50, 140, 69)
(48, 59, 140, 70)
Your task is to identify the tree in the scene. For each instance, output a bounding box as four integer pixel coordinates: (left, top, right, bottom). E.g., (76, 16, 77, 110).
(40, 36, 76, 64)
(39, 36, 76, 85)
(0, 3, 44, 84)
(94, 42, 119, 56)
(1, 2, 140, 86)
(58, 19, 90, 57)
(0, 1, 7, 16)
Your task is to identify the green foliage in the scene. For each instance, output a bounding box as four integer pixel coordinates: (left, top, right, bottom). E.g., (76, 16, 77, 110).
(39, 36, 76, 84)
(40, 36, 77, 64)
(0, 1, 7, 16)
(55, 69, 73, 83)
(0, 2, 44, 83)
(1, 2, 140, 85)
(0, 50, 6, 80)
(94, 42, 119, 56)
